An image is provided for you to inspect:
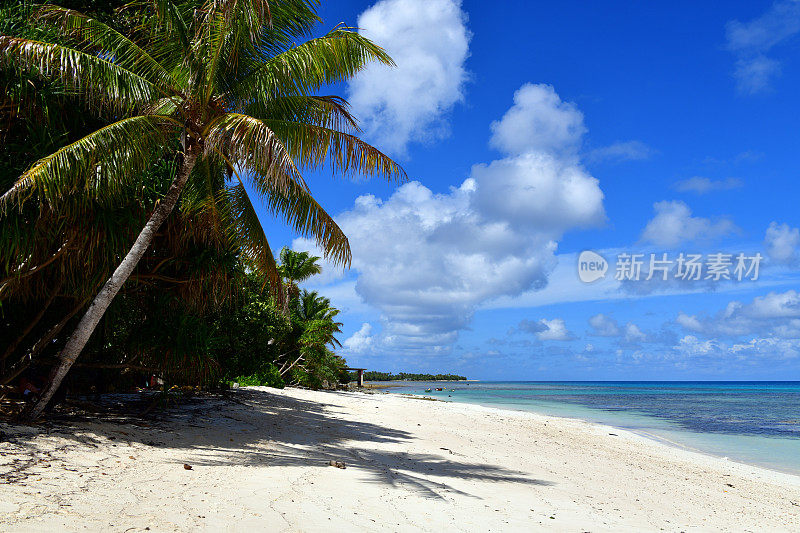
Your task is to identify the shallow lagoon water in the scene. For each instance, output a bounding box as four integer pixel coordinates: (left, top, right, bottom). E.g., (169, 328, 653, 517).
(382, 381, 800, 474)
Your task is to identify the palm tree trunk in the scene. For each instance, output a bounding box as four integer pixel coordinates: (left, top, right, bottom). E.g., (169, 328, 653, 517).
(280, 353, 304, 377)
(25, 148, 199, 420)
(281, 281, 291, 315)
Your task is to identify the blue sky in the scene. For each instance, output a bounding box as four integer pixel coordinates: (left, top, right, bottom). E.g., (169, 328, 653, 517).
(255, 0, 800, 380)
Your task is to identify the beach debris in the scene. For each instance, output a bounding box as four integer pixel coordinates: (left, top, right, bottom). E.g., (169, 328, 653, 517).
(183, 464, 193, 470)
(608, 433, 618, 436)
(328, 460, 346, 469)
(725, 483, 734, 488)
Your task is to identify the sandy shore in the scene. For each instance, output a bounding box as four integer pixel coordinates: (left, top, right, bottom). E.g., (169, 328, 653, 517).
(1, 387, 799, 532)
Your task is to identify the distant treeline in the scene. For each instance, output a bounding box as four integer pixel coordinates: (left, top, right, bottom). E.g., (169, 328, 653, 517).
(356, 371, 468, 382)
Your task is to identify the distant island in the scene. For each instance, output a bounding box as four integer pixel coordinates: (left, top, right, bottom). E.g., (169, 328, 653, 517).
(356, 371, 468, 382)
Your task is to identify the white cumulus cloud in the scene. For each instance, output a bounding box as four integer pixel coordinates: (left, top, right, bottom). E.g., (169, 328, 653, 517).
(675, 290, 800, 338)
(640, 200, 737, 248)
(588, 313, 621, 337)
(676, 335, 720, 356)
(489, 84, 585, 157)
(517, 318, 573, 341)
(347, 0, 470, 155)
(625, 323, 647, 343)
(588, 314, 646, 343)
(676, 312, 704, 332)
(536, 319, 573, 341)
(314, 83, 605, 356)
(342, 323, 376, 355)
(764, 222, 800, 265)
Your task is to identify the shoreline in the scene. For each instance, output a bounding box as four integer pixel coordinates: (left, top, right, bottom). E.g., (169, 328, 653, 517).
(386, 390, 800, 484)
(387, 386, 800, 478)
(2, 386, 799, 531)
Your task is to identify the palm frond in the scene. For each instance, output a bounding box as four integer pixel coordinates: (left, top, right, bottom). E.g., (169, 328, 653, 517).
(202, 0, 272, 39)
(263, 119, 405, 182)
(35, 5, 180, 93)
(227, 182, 284, 298)
(0, 37, 160, 112)
(144, 97, 179, 116)
(201, 8, 238, 107)
(196, 0, 277, 105)
(245, 95, 359, 132)
(263, 177, 351, 267)
(253, 0, 320, 53)
(231, 28, 394, 102)
(199, 0, 319, 107)
(204, 113, 307, 195)
(139, 0, 192, 69)
(148, 0, 191, 49)
(0, 115, 179, 213)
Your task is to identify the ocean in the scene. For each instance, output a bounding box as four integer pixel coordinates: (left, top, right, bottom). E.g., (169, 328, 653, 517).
(382, 381, 800, 475)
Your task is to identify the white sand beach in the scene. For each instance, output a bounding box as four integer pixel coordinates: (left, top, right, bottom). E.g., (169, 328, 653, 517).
(1, 386, 799, 532)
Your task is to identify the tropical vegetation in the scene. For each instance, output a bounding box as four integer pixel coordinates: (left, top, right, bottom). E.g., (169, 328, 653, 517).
(358, 371, 468, 382)
(0, 0, 403, 418)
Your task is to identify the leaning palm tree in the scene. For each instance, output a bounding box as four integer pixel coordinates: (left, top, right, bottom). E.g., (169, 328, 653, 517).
(0, 0, 404, 418)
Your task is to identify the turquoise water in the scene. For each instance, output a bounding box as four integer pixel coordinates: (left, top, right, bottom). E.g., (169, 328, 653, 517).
(382, 381, 800, 475)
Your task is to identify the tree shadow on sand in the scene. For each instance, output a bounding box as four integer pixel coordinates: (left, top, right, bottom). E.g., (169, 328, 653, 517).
(0, 388, 553, 499)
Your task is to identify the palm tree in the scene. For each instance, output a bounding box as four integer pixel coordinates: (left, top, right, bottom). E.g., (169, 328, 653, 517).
(296, 289, 341, 328)
(279, 289, 342, 381)
(277, 247, 321, 311)
(0, 0, 404, 418)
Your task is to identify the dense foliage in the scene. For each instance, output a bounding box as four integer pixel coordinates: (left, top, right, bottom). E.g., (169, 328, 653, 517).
(359, 372, 468, 382)
(0, 0, 401, 414)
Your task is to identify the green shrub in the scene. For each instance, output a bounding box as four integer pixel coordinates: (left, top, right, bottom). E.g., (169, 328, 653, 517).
(229, 365, 285, 388)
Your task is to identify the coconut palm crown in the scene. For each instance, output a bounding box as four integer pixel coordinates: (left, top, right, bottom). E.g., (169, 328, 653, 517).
(278, 246, 321, 302)
(0, 0, 404, 418)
